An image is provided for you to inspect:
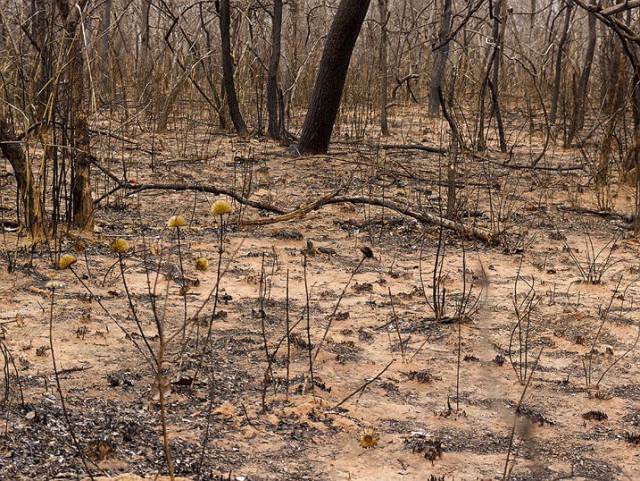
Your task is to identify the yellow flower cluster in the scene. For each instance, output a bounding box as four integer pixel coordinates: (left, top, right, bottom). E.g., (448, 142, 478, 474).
(195, 257, 209, 271)
(111, 238, 129, 254)
(167, 215, 187, 228)
(211, 200, 232, 215)
(58, 254, 77, 270)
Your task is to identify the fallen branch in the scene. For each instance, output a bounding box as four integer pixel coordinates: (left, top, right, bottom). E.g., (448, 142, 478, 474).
(240, 189, 342, 226)
(243, 193, 494, 243)
(556, 205, 634, 223)
(382, 143, 447, 155)
(124, 183, 286, 214)
(112, 181, 493, 242)
(470, 153, 584, 172)
(333, 140, 447, 155)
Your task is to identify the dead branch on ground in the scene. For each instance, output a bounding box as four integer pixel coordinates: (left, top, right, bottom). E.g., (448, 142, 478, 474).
(242, 193, 494, 243)
(124, 183, 286, 214)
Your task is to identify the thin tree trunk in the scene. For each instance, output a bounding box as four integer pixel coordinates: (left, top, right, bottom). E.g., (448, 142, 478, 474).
(489, 0, 507, 152)
(550, 1, 574, 125)
(633, 68, 640, 234)
(378, 0, 389, 135)
(56, 0, 94, 231)
(567, 9, 596, 145)
(530, 0, 536, 37)
(32, 0, 52, 122)
(139, 0, 151, 103)
(98, 0, 113, 97)
(219, 0, 248, 136)
(476, 0, 506, 152)
(429, 0, 453, 115)
(267, 0, 283, 139)
(296, 0, 372, 155)
(0, 120, 48, 240)
(439, 88, 461, 219)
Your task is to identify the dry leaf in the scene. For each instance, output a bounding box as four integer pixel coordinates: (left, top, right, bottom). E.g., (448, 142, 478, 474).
(213, 400, 238, 418)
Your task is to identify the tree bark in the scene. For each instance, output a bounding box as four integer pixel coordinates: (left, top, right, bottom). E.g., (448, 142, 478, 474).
(429, 0, 453, 115)
(296, 0, 372, 155)
(98, 0, 113, 98)
(378, 0, 390, 135)
(0, 120, 48, 240)
(139, 0, 151, 103)
(567, 9, 596, 145)
(489, 0, 507, 152)
(56, 0, 94, 231)
(267, 0, 283, 139)
(32, 0, 52, 122)
(219, 0, 248, 136)
(476, 0, 507, 152)
(549, 1, 574, 125)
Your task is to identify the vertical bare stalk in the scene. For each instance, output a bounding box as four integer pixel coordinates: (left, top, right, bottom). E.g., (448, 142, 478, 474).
(302, 256, 316, 402)
(285, 269, 291, 403)
(387, 287, 405, 362)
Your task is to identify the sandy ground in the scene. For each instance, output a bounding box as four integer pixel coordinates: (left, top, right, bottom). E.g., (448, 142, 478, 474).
(1, 114, 640, 480)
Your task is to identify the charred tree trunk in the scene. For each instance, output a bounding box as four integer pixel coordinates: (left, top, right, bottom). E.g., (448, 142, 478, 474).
(32, 0, 52, 122)
(139, 0, 151, 103)
(0, 120, 48, 240)
(296, 0, 372, 155)
(476, 0, 507, 152)
(633, 68, 640, 234)
(98, 0, 113, 98)
(567, 9, 596, 145)
(56, 0, 94, 231)
(267, 0, 283, 139)
(378, 0, 390, 135)
(429, 0, 453, 115)
(219, 0, 248, 137)
(489, 0, 507, 153)
(549, 1, 574, 125)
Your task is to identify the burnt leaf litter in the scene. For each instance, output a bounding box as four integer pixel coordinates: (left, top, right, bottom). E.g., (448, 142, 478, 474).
(2, 133, 640, 480)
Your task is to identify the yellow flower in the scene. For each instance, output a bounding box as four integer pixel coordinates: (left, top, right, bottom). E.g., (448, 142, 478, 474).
(167, 215, 187, 228)
(195, 257, 209, 271)
(167, 215, 187, 227)
(110, 238, 129, 254)
(211, 200, 232, 216)
(358, 427, 380, 448)
(58, 254, 77, 270)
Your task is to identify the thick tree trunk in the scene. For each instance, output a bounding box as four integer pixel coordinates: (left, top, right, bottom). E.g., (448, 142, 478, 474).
(267, 0, 283, 139)
(0, 119, 48, 240)
(219, 0, 248, 137)
(296, 0, 372, 155)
